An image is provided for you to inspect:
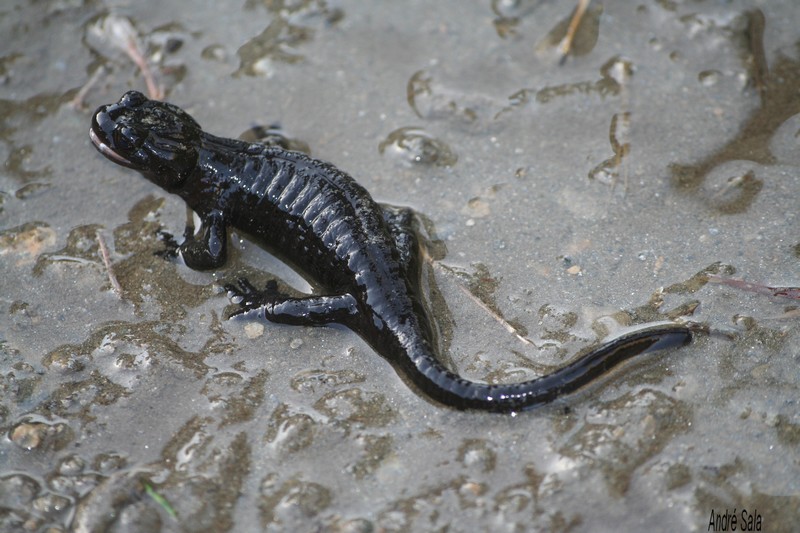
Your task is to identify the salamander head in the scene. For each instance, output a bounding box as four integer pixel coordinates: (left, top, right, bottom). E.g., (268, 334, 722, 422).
(90, 91, 202, 190)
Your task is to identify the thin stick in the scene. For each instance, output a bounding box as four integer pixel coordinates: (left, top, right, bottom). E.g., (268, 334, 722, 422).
(421, 247, 535, 346)
(96, 231, 123, 298)
(708, 275, 799, 300)
(71, 65, 105, 110)
(124, 36, 163, 100)
(559, 0, 591, 62)
(455, 283, 535, 346)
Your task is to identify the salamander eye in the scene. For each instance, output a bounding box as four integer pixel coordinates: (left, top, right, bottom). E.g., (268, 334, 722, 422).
(113, 126, 145, 153)
(121, 90, 148, 107)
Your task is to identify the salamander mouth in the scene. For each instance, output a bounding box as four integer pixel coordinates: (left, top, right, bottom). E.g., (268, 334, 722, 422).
(89, 127, 134, 167)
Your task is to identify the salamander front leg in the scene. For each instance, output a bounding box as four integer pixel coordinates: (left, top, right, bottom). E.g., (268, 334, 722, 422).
(179, 210, 228, 270)
(225, 279, 359, 326)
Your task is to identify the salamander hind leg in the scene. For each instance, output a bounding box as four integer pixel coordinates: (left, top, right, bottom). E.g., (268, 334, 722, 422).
(225, 278, 359, 326)
(381, 205, 419, 273)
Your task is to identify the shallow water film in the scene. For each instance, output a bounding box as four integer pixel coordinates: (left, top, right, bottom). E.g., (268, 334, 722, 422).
(1, 1, 798, 531)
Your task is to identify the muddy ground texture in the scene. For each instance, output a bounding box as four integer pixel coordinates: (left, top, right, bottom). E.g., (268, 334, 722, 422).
(1, 1, 798, 532)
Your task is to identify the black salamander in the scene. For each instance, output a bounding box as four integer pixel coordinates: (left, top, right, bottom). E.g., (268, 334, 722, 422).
(89, 91, 691, 412)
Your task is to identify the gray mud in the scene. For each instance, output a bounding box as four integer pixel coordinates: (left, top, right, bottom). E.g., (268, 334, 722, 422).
(1, 1, 798, 531)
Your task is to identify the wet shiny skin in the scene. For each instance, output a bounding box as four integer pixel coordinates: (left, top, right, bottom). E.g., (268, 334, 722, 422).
(90, 91, 691, 411)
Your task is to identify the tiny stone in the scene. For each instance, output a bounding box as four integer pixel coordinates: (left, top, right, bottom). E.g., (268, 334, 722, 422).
(244, 322, 264, 339)
(11, 422, 46, 450)
(566, 265, 582, 275)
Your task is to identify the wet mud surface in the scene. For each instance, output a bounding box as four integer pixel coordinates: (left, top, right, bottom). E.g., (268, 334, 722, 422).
(1, 1, 798, 531)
